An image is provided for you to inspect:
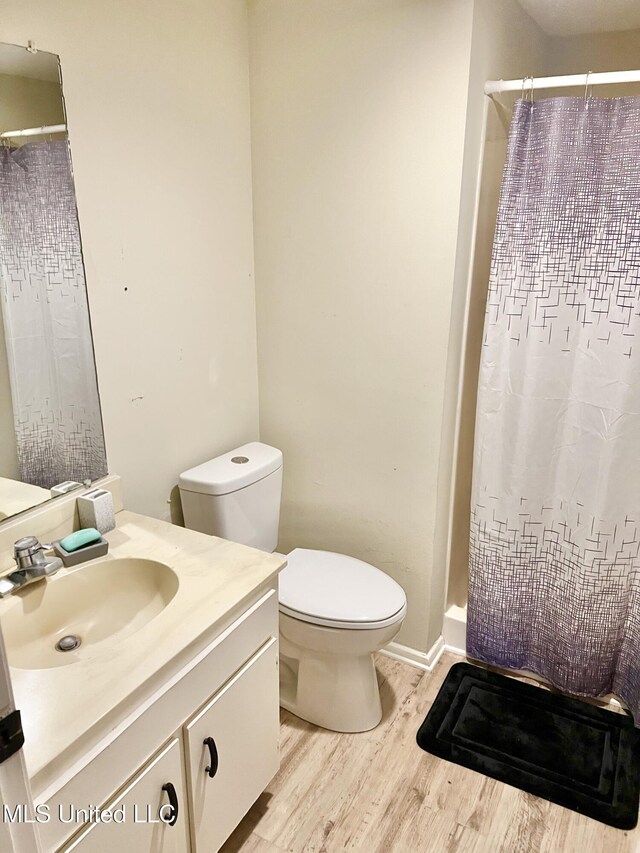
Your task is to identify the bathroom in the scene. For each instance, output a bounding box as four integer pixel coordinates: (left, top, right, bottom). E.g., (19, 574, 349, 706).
(0, 0, 639, 850)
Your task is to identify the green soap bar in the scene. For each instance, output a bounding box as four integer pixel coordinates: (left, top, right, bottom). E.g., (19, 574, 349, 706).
(59, 528, 101, 553)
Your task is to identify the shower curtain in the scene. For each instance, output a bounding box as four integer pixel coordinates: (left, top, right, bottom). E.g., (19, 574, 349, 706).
(0, 141, 107, 488)
(467, 97, 640, 722)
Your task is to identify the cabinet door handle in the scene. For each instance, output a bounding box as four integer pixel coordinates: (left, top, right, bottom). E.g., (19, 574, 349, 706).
(203, 736, 219, 778)
(161, 782, 179, 827)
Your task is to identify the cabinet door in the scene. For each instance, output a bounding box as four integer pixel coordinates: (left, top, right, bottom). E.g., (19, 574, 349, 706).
(184, 638, 279, 852)
(62, 738, 190, 853)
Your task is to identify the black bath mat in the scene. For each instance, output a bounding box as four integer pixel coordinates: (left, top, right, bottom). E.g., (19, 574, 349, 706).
(417, 662, 640, 829)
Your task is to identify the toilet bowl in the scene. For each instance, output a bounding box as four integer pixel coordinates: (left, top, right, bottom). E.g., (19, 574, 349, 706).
(179, 443, 407, 733)
(278, 548, 407, 732)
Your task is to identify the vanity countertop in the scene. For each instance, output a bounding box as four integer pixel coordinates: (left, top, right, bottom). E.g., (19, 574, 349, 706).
(2, 510, 285, 797)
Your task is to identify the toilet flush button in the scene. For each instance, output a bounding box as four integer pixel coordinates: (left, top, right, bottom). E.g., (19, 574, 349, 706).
(231, 456, 249, 464)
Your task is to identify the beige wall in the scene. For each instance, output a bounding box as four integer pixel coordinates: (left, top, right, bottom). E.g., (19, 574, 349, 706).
(1, 0, 260, 520)
(549, 29, 640, 76)
(249, 0, 475, 652)
(0, 72, 64, 137)
(0, 72, 65, 481)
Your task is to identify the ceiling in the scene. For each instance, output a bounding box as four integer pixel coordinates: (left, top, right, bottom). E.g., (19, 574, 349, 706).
(518, 0, 640, 36)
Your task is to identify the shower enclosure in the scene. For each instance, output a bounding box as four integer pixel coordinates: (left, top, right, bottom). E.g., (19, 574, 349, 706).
(465, 81, 640, 722)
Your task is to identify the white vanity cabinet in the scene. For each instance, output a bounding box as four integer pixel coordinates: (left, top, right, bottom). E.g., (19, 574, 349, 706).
(62, 738, 190, 853)
(46, 586, 280, 853)
(184, 638, 279, 852)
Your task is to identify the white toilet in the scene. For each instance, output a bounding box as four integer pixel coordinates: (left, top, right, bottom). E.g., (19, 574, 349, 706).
(179, 442, 407, 732)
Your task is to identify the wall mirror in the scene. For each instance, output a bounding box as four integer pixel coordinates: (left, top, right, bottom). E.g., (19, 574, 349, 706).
(0, 42, 107, 521)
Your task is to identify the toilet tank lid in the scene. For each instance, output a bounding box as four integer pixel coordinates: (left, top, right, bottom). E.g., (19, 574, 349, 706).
(178, 442, 282, 496)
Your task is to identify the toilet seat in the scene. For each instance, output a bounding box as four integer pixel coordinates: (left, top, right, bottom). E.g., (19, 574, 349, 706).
(279, 548, 407, 630)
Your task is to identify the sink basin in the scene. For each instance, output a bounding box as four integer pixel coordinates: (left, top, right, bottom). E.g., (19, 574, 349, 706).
(0, 558, 179, 669)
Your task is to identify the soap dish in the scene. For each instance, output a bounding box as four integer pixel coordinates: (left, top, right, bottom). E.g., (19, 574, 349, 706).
(53, 537, 109, 567)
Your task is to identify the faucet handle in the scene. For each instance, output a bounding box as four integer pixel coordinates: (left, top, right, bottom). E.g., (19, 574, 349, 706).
(15, 535, 40, 553)
(14, 536, 49, 568)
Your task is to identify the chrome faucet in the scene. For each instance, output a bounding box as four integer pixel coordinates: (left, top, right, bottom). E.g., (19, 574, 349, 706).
(0, 537, 63, 598)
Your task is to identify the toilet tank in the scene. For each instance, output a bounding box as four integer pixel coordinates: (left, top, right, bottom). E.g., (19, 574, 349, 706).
(178, 442, 282, 552)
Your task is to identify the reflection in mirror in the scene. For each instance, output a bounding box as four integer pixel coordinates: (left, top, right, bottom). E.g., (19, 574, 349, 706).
(0, 43, 107, 521)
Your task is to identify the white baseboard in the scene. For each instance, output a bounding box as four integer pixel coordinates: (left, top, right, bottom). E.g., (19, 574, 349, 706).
(380, 636, 446, 672)
(380, 609, 468, 672)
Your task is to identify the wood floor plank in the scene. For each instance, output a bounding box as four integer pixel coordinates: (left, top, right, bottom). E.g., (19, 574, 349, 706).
(221, 652, 640, 853)
(220, 831, 286, 853)
(278, 660, 424, 852)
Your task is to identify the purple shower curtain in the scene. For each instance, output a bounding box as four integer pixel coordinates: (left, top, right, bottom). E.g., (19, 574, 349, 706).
(467, 97, 640, 722)
(0, 141, 107, 487)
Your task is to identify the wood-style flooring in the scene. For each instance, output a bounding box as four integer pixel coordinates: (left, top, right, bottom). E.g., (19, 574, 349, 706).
(221, 652, 640, 853)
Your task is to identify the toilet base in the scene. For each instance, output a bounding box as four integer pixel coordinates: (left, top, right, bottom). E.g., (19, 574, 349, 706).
(279, 611, 403, 733)
(280, 648, 382, 732)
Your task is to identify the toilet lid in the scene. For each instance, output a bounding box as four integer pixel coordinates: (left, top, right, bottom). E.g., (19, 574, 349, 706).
(279, 549, 407, 629)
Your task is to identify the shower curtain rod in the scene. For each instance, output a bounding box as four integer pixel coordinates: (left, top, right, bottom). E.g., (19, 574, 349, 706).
(0, 123, 67, 139)
(485, 69, 640, 95)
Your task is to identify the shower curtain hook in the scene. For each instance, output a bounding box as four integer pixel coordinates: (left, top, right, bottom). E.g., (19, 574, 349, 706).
(521, 76, 534, 102)
(584, 70, 593, 101)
